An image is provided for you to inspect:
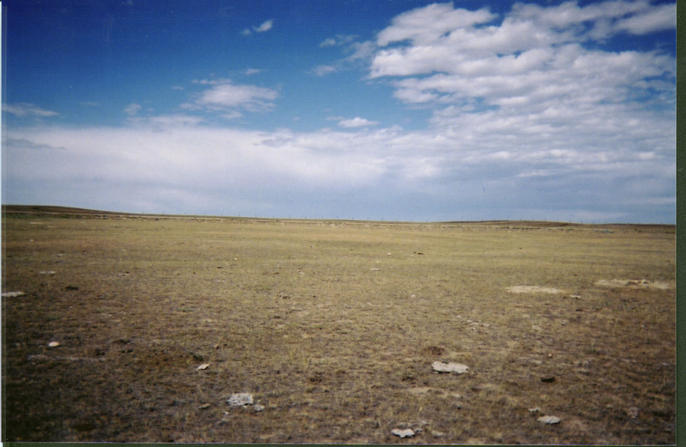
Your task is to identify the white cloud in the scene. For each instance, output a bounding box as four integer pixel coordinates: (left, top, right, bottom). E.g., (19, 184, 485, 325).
(370, 1, 675, 118)
(127, 114, 204, 128)
(319, 34, 357, 47)
(3, 103, 58, 118)
(377, 3, 496, 46)
(320, 37, 337, 47)
(312, 37, 376, 76)
(187, 79, 278, 113)
(243, 68, 262, 76)
(254, 19, 274, 33)
(124, 103, 142, 116)
(243, 19, 274, 35)
(312, 64, 337, 76)
(338, 117, 379, 128)
(614, 2, 675, 34)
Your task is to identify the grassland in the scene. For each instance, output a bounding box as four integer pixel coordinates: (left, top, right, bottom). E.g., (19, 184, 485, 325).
(1, 207, 676, 443)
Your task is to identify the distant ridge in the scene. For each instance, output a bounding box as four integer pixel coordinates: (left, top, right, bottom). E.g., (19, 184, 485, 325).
(2, 205, 131, 216)
(1, 205, 674, 230)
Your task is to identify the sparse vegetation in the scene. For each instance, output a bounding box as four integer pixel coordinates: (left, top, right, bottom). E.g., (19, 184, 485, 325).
(2, 206, 675, 443)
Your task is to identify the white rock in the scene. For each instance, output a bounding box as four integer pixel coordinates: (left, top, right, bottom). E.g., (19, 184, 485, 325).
(432, 361, 469, 374)
(391, 428, 415, 438)
(39, 271, 56, 275)
(538, 415, 561, 424)
(48, 341, 61, 348)
(528, 407, 541, 414)
(227, 393, 253, 407)
(253, 404, 265, 412)
(196, 363, 210, 371)
(2, 291, 26, 298)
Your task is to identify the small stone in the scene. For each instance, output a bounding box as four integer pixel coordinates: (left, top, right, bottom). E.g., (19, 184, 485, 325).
(538, 415, 561, 424)
(227, 393, 253, 407)
(253, 404, 265, 412)
(528, 407, 541, 414)
(540, 376, 556, 383)
(2, 291, 26, 298)
(391, 428, 415, 438)
(39, 271, 56, 275)
(196, 363, 210, 371)
(432, 361, 469, 374)
(198, 403, 211, 410)
(626, 407, 639, 419)
(370, 268, 381, 271)
(65, 285, 79, 291)
(48, 341, 61, 348)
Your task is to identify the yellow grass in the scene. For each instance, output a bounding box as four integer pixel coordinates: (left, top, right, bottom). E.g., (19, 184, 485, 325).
(2, 209, 675, 443)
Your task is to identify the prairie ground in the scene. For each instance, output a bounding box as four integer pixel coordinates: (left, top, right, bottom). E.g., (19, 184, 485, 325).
(1, 207, 676, 443)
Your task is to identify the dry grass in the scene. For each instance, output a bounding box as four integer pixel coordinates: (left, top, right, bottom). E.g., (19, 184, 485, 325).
(2, 209, 675, 443)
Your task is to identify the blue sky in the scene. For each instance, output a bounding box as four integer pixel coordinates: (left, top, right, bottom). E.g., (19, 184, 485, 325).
(2, 0, 676, 223)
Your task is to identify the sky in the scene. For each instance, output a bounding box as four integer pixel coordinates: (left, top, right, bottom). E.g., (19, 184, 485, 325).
(1, 0, 676, 223)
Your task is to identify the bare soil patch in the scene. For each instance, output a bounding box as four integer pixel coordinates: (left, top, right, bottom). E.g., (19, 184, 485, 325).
(2, 209, 675, 443)
(594, 279, 674, 290)
(505, 285, 565, 294)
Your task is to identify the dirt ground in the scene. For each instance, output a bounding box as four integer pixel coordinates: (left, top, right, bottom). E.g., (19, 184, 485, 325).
(1, 207, 676, 443)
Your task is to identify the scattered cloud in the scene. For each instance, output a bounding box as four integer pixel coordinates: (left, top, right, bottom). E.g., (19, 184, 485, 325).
(319, 34, 357, 47)
(313, 36, 376, 76)
(171, 85, 184, 91)
(242, 19, 274, 35)
(124, 103, 142, 116)
(319, 37, 337, 47)
(185, 79, 278, 114)
(312, 64, 337, 76)
(338, 117, 379, 128)
(243, 68, 262, 76)
(368, 1, 675, 140)
(3, 103, 58, 118)
(254, 19, 274, 33)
